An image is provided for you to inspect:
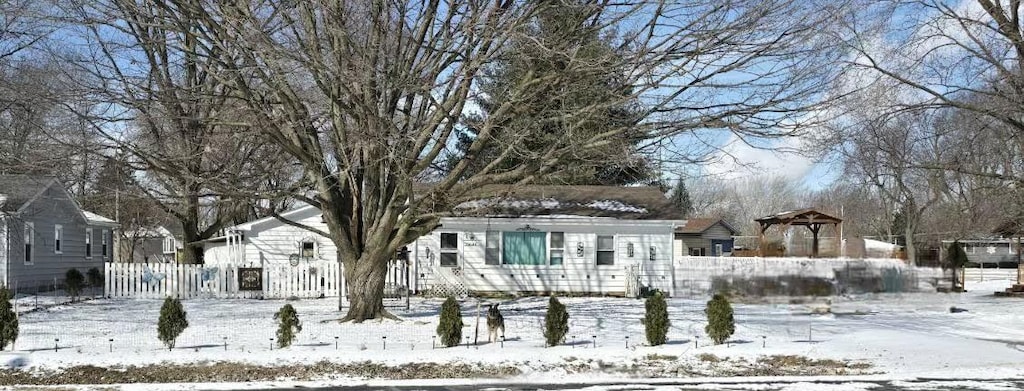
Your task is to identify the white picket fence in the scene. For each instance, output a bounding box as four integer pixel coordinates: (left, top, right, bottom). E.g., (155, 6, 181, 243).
(963, 267, 1018, 283)
(104, 262, 343, 299)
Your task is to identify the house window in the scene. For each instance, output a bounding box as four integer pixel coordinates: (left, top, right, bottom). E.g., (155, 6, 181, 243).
(596, 235, 614, 265)
(101, 230, 108, 258)
(549, 232, 564, 265)
(690, 247, 706, 256)
(163, 236, 176, 254)
(440, 233, 458, 266)
(301, 241, 315, 259)
(485, 231, 500, 265)
(502, 232, 546, 265)
(24, 222, 34, 265)
(54, 224, 63, 254)
(85, 228, 93, 258)
(714, 244, 723, 256)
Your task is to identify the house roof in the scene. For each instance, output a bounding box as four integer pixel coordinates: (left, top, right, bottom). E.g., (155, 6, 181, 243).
(675, 218, 737, 235)
(452, 185, 681, 220)
(83, 211, 119, 227)
(0, 175, 58, 212)
(755, 208, 843, 226)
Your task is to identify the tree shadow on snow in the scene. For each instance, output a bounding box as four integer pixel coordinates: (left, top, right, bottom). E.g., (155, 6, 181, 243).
(792, 339, 823, 344)
(296, 342, 331, 347)
(175, 344, 223, 350)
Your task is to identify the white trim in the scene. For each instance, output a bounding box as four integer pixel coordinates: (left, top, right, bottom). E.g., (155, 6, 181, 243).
(85, 227, 93, 259)
(54, 224, 63, 254)
(596, 234, 615, 265)
(439, 232, 459, 267)
(23, 221, 34, 265)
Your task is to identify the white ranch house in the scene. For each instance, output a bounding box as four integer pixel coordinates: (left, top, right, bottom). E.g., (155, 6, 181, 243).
(202, 186, 686, 296)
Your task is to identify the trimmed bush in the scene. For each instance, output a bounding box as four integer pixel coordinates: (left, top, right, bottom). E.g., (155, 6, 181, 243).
(64, 269, 85, 301)
(274, 304, 302, 348)
(0, 288, 18, 350)
(946, 240, 969, 291)
(544, 296, 569, 347)
(436, 297, 463, 347)
(643, 290, 670, 346)
(86, 267, 103, 288)
(157, 297, 188, 349)
(705, 293, 735, 345)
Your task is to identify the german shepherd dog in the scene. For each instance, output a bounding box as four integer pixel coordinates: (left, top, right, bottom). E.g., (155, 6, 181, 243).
(486, 303, 505, 343)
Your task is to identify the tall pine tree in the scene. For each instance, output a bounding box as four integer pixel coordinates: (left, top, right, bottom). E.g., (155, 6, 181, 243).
(451, 0, 652, 185)
(669, 178, 693, 218)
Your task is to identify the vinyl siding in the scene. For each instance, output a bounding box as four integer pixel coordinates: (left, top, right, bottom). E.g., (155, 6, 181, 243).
(413, 218, 675, 295)
(6, 185, 109, 291)
(205, 207, 336, 267)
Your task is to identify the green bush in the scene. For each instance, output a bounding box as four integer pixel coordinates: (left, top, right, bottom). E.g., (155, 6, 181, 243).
(705, 293, 735, 345)
(643, 290, 670, 346)
(436, 297, 463, 347)
(86, 267, 103, 288)
(158, 297, 189, 349)
(544, 296, 569, 347)
(64, 269, 85, 301)
(274, 304, 302, 348)
(0, 288, 18, 350)
(946, 240, 969, 291)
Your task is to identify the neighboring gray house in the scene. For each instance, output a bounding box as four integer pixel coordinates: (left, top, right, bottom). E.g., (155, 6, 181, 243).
(0, 175, 118, 291)
(120, 225, 183, 263)
(673, 218, 737, 257)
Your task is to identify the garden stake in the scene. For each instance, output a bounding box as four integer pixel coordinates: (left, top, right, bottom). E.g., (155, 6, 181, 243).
(54, 338, 59, 353)
(500, 335, 504, 348)
(109, 338, 113, 353)
(382, 336, 387, 350)
(270, 338, 274, 350)
(223, 337, 228, 351)
(335, 336, 339, 350)
(625, 336, 629, 349)
(432, 336, 436, 349)
(592, 335, 597, 348)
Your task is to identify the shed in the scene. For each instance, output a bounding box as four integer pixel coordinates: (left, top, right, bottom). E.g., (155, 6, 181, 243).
(673, 218, 737, 257)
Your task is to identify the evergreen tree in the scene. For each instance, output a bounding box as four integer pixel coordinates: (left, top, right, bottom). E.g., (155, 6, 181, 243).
(273, 304, 302, 348)
(643, 290, 670, 346)
(946, 240, 970, 291)
(64, 268, 85, 301)
(157, 297, 188, 349)
(705, 294, 734, 345)
(544, 296, 569, 347)
(669, 178, 693, 218)
(0, 288, 18, 350)
(450, 0, 652, 185)
(87, 267, 103, 288)
(436, 297, 463, 348)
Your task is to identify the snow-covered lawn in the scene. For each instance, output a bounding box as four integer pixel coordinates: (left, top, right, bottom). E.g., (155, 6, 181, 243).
(4, 280, 1024, 384)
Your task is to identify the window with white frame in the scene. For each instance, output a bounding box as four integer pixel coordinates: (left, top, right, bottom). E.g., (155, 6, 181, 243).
(485, 231, 500, 265)
(54, 224, 63, 254)
(300, 240, 316, 259)
(549, 232, 564, 265)
(596, 235, 615, 265)
(85, 228, 93, 258)
(440, 233, 458, 266)
(163, 236, 175, 254)
(24, 222, 34, 264)
(101, 230, 108, 258)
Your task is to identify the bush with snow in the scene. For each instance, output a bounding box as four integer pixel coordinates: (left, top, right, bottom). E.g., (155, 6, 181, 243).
(705, 293, 734, 345)
(158, 297, 188, 349)
(643, 290, 669, 346)
(274, 304, 302, 348)
(544, 296, 569, 347)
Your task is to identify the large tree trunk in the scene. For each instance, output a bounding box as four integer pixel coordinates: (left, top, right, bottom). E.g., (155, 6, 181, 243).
(904, 220, 917, 266)
(339, 251, 397, 323)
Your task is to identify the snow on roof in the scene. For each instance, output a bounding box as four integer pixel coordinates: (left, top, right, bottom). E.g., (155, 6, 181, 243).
(82, 210, 119, 227)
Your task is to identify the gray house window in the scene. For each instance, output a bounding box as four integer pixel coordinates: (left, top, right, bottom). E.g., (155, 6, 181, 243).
(549, 232, 564, 265)
(85, 228, 93, 258)
(485, 231, 500, 265)
(24, 222, 34, 265)
(101, 230, 108, 258)
(54, 224, 63, 254)
(596, 235, 614, 265)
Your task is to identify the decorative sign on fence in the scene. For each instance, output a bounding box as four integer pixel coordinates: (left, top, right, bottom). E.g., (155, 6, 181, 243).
(238, 268, 263, 291)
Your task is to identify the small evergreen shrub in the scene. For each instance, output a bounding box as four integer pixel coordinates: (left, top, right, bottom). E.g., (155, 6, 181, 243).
(158, 297, 188, 349)
(946, 240, 969, 291)
(274, 304, 302, 348)
(0, 288, 18, 350)
(705, 293, 735, 345)
(544, 296, 569, 347)
(643, 290, 670, 346)
(436, 296, 463, 347)
(64, 269, 85, 301)
(86, 267, 103, 288)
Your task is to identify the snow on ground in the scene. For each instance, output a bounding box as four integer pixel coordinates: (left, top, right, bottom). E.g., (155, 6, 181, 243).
(4, 280, 1024, 386)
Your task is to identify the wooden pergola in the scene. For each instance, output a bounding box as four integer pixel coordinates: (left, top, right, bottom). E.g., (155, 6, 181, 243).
(755, 208, 843, 258)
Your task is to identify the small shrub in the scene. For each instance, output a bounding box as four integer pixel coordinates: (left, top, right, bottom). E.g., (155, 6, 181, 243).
(64, 269, 85, 301)
(86, 267, 103, 288)
(705, 293, 735, 345)
(544, 296, 569, 347)
(274, 304, 302, 348)
(0, 288, 18, 350)
(697, 353, 723, 363)
(643, 290, 670, 346)
(436, 297, 463, 347)
(158, 297, 188, 349)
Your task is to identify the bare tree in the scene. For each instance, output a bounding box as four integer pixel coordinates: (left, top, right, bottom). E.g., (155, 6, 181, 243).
(139, 0, 855, 321)
(56, 0, 292, 263)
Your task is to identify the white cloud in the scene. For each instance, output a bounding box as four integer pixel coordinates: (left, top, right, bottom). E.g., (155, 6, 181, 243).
(702, 135, 815, 183)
